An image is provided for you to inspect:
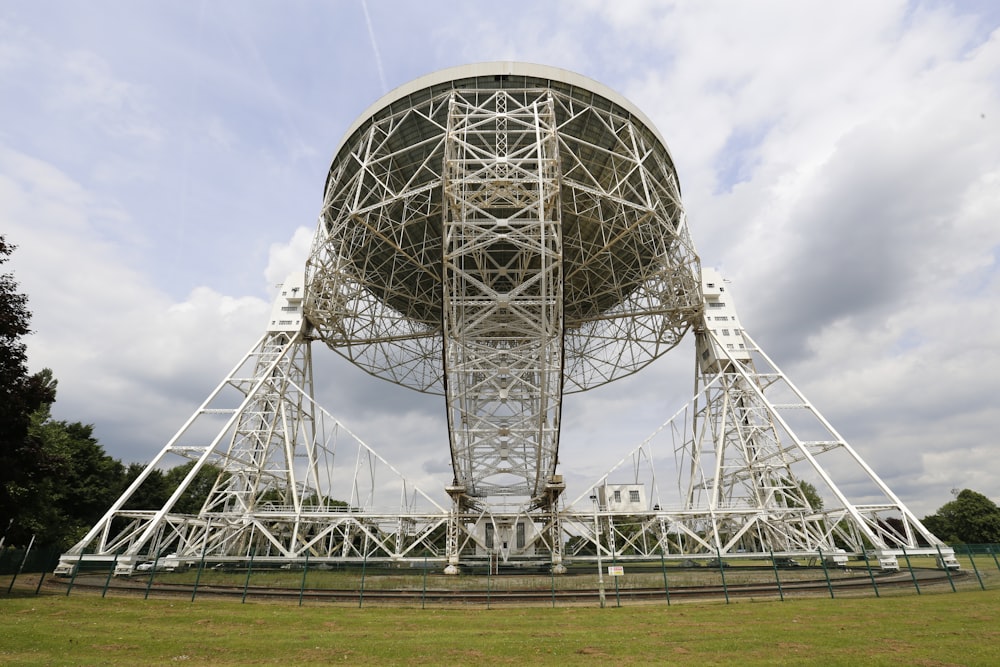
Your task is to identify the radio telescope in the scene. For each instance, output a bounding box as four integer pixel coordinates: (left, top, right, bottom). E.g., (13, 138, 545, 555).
(305, 62, 701, 511)
(57, 63, 954, 578)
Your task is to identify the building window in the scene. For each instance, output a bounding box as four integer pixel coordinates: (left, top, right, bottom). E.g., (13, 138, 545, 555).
(727, 343, 735, 350)
(706, 283, 715, 288)
(613, 489, 622, 503)
(629, 489, 640, 503)
(516, 522, 525, 549)
(485, 523, 494, 549)
(722, 329, 730, 336)
(708, 302, 725, 308)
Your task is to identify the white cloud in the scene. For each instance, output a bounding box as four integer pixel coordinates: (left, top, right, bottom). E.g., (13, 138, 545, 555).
(48, 50, 163, 145)
(2, 0, 998, 520)
(264, 225, 314, 289)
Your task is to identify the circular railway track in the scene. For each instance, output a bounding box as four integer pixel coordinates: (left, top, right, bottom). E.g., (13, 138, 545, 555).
(51, 568, 964, 606)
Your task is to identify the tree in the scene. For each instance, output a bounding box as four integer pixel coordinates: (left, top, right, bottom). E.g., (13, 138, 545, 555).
(121, 460, 223, 515)
(25, 403, 127, 549)
(0, 236, 58, 544)
(779, 477, 824, 510)
(922, 489, 1000, 544)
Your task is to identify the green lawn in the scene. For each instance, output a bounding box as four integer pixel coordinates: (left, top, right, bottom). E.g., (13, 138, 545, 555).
(2, 583, 999, 665)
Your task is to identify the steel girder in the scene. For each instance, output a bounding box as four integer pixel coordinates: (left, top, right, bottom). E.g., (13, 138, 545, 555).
(56, 318, 446, 576)
(303, 76, 702, 398)
(57, 65, 956, 577)
(441, 90, 563, 503)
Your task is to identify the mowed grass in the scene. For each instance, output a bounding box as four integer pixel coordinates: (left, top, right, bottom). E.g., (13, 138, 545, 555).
(2, 585, 999, 666)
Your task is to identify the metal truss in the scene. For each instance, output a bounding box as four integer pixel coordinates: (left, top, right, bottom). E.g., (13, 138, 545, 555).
(441, 89, 563, 504)
(550, 305, 958, 570)
(303, 68, 702, 532)
(304, 72, 702, 399)
(56, 286, 447, 575)
(58, 65, 955, 577)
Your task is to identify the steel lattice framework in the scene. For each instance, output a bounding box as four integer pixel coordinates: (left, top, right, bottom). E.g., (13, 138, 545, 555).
(56, 63, 956, 578)
(305, 63, 701, 508)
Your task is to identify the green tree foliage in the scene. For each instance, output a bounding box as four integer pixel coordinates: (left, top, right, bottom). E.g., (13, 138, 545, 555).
(0, 237, 58, 543)
(922, 489, 1000, 544)
(778, 477, 824, 510)
(0, 237, 222, 548)
(122, 460, 223, 515)
(24, 399, 126, 549)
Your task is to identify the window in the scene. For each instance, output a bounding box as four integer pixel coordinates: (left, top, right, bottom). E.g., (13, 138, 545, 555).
(706, 283, 715, 288)
(722, 329, 730, 336)
(613, 489, 622, 503)
(485, 523, 494, 549)
(727, 343, 735, 350)
(708, 302, 726, 308)
(516, 522, 525, 549)
(629, 489, 640, 503)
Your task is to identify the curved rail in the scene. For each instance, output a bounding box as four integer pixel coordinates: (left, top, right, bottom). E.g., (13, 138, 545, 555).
(51, 568, 964, 606)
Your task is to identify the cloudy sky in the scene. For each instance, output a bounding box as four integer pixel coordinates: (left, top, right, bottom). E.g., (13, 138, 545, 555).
(2, 0, 998, 517)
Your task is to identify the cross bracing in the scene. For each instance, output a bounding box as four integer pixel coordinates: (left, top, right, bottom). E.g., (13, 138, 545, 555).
(305, 72, 701, 399)
(57, 63, 954, 577)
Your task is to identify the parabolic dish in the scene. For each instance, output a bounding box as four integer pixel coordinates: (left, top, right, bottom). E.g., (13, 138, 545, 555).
(305, 62, 702, 394)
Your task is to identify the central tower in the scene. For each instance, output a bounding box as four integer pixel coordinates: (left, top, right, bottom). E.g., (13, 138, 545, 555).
(305, 63, 702, 514)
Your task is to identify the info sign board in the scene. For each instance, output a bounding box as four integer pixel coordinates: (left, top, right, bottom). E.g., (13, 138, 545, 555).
(607, 565, 624, 577)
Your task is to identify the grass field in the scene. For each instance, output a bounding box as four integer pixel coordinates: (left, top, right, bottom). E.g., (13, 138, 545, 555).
(2, 579, 999, 665)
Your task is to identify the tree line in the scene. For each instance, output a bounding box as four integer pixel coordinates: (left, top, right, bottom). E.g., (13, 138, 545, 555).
(1, 236, 217, 550)
(2, 233, 999, 550)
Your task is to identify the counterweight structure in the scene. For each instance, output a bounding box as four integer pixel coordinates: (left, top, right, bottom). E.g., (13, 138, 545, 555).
(56, 63, 954, 577)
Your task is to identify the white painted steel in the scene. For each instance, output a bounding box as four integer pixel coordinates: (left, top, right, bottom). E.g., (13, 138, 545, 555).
(57, 65, 955, 578)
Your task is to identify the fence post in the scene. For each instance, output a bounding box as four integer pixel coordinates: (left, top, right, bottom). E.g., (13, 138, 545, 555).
(6, 534, 35, 594)
(817, 548, 834, 599)
(769, 550, 784, 602)
(715, 547, 730, 605)
(965, 545, 985, 591)
(66, 550, 85, 596)
(935, 545, 956, 592)
(298, 550, 310, 607)
(144, 545, 168, 601)
(861, 551, 880, 598)
(241, 547, 256, 604)
(101, 549, 120, 598)
(612, 550, 621, 608)
(358, 536, 369, 609)
(900, 546, 920, 595)
(421, 554, 428, 610)
(191, 538, 209, 603)
(33, 553, 50, 596)
(550, 565, 556, 608)
(33, 570, 48, 595)
(659, 546, 671, 606)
